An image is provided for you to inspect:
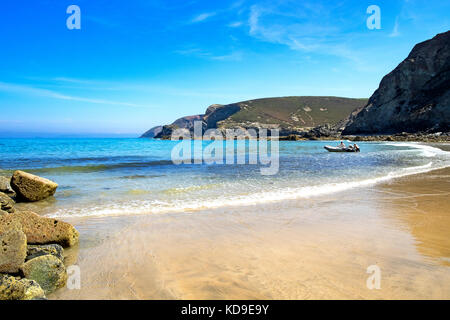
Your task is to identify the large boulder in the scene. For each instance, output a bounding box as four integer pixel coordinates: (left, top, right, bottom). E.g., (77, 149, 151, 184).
(0, 192, 15, 213)
(10, 170, 58, 202)
(20, 255, 67, 294)
(0, 274, 46, 300)
(0, 176, 16, 198)
(0, 229, 27, 273)
(343, 31, 450, 135)
(26, 244, 64, 262)
(0, 214, 22, 234)
(5, 211, 79, 247)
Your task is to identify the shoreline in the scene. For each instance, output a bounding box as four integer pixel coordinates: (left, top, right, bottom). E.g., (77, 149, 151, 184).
(50, 164, 450, 300)
(153, 134, 450, 143)
(10, 141, 449, 222)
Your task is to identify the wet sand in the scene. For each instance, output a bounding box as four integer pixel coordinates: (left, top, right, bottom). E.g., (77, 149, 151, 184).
(50, 166, 450, 300)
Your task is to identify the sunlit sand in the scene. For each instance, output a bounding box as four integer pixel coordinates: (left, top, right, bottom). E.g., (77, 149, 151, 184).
(50, 166, 450, 300)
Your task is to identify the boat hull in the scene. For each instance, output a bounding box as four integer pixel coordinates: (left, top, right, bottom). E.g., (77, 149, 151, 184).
(324, 146, 359, 153)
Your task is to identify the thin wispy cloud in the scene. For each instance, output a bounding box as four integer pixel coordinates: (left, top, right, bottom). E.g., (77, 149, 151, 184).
(17, 77, 247, 100)
(52, 77, 97, 84)
(246, 3, 374, 70)
(210, 51, 243, 61)
(228, 21, 243, 28)
(0, 82, 147, 108)
(190, 12, 216, 23)
(389, 18, 401, 38)
(174, 47, 243, 61)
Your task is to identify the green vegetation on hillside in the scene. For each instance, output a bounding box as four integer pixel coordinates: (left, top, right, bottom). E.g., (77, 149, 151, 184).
(219, 96, 367, 129)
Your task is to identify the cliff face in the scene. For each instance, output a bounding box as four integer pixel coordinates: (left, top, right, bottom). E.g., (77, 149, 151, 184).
(151, 115, 203, 139)
(140, 126, 163, 138)
(172, 115, 203, 131)
(202, 104, 241, 130)
(343, 31, 450, 135)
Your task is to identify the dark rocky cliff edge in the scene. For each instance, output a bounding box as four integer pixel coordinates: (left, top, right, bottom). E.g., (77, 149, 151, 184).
(343, 31, 450, 135)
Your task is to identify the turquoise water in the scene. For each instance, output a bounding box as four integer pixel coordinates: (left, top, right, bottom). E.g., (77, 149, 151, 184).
(0, 138, 449, 218)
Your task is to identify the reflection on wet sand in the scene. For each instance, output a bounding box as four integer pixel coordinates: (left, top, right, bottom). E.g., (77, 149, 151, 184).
(379, 168, 450, 266)
(51, 168, 450, 300)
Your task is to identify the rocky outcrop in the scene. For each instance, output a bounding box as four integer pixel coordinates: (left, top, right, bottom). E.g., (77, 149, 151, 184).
(0, 192, 15, 213)
(0, 211, 75, 299)
(0, 274, 46, 300)
(0, 171, 78, 300)
(342, 131, 450, 142)
(0, 214, 22, 234)
(143, 97, 366, 139)
(153, 105, 243, 139)
(0, 176, 16, 198)
(203, 104, 241, 130)
(173, 115, 203, 131)
(304, 123, 341, 139)
(343, 31, 450, 135)
(154, 115, 203, 139)
(0, 229, 27, 273)
(8, 211, 79, 247)
(11, 170, 58, 202)
(140, 125, 163, 138)
(20, 255, 67, 294)
(26, 244, 64, 262)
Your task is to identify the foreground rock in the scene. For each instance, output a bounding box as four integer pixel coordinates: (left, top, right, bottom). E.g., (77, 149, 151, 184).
(11, 170, 58, 202)
(0, 229, 27, 273)
(343, 31, 450, 135)
(4, 211, 79, 247)
(26, 244, 64, 262)
(20, 255, 67, 294)
(0, 192, 15, 213)
(0, 176, 16, 198)
(0, 274, 46, 300)
(0, 214, 22, 234)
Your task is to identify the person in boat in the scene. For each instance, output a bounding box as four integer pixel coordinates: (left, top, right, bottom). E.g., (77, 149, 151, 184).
(353, 144, 360, 152)
(338, 141, 346, 149)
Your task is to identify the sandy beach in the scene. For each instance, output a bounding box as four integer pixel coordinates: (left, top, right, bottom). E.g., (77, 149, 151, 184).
(48, 158, 450, 300)
(1, 2, 449, 305)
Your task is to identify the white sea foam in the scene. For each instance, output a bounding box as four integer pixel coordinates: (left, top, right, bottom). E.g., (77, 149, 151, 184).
(50, 150, 450, 219)
(385, 142, 449, 158)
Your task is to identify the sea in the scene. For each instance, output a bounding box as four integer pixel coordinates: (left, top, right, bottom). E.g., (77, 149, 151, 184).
(0, 138, 449, 219)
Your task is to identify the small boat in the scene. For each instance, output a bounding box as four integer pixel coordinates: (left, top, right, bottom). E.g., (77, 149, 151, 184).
(324, 146, 359, 153)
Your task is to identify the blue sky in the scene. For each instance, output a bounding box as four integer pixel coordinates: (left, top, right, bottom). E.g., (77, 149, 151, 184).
(0, 0, 449, 136)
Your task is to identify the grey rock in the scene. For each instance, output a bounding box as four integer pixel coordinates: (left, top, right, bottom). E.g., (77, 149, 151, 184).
(343, 31, 450, 135)
(203, 104, 241, 130)
(155, 114, 204, 139)
(140, 125, 163, 138)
